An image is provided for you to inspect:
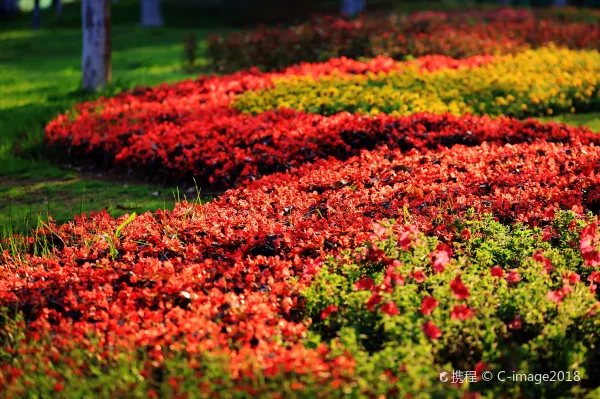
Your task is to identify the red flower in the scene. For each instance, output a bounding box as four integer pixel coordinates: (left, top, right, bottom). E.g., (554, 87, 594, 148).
(450, 304, 473, 320)
(398, 226, 419, 250)
(384, 263, 404, 287)
(373, 222, 388, 238)
(542, 226, 553, 241)
(547, 285, 572, 304)
(366, 293, 383, 311)
(589, 271, 600, 284)
(421, 321, 442, 340)
(355, 277, 374, 291)
(509, 315, 522, 330)
(568, 220, 578, 231)
(588, 302, 600, 317)
(506, 270, 521, 284)
(381, 301, 400, 316)
(547, 290, 565, 304)
(461, 228, 471, 241)
(450, 275, 470, 299)
(533, 250, 553, 274)
(410, 268, 426, 283)
(580, 222, 600, 267)
(168, 377, 180, 391)
(474, 362, 487, 381)
(565, 271, 580, 285)
(321, 305, 339, 320)
(430, 245, 450, 274)
(589, 271, 600, 293)
(303, 258, 323, 277)
(490, 266, 504, 278)
(421, 296, 439, 315)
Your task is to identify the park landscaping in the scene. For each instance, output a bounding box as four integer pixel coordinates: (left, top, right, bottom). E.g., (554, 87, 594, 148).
(2, 3, 600, 398)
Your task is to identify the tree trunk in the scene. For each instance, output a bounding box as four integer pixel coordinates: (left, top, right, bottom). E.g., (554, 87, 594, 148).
(141, 0, 163, 27)
(54, 0, 63, 18)
(341, 0, 365, 17)
(33, 0, 41, 30)
(81, 0, 111, 91)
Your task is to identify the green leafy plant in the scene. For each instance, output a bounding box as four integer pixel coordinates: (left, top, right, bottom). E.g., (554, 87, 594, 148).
(102, 212, 137, 260)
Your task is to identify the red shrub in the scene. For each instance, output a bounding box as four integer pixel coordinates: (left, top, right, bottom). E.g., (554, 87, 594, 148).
(10, 23, 600, 394)
(45, 52, 597, 191)
(208, 9, 600, 72)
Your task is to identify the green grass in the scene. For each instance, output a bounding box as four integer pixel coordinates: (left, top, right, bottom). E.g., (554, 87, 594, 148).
(0, 176, 204, 234)
(0, 0, 231, 232)
(537, 112, 600, 132)
(1, 0, 599, 233)
(0, 23, 216, 170)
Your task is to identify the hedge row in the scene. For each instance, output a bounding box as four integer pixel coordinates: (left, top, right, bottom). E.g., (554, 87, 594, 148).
(233, 47, 600, 118)
(208, 8, 600, 72)
(45, 49, 599, 190)
(2, 139, 600, 395)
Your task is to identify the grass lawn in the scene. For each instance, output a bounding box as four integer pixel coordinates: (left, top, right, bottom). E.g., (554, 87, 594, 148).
(0, 0, 232, 232)
(537, 111, 600, 132)
(1, 0, 599, 233)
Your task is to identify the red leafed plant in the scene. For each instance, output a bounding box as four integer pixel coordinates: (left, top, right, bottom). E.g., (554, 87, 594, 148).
(3, 18, 600, 397)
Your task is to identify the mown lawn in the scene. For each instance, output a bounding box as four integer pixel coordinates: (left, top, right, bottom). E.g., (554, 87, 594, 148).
(0, 0, 231, 232)
(1, 0, 599, 233)
(537, 111, 600, 132)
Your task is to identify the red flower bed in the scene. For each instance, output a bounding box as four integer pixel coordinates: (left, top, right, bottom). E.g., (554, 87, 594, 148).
(10, 37, 600, 397)
(46, 52, 596, 191)
(3, 132, 600, 395)
(208, 8, 600, 72)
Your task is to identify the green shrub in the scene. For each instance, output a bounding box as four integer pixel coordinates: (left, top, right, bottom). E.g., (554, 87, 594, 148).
(302, 212, 600, 397)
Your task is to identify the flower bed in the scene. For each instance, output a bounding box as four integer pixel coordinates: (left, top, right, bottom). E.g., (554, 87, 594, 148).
(3, 140, 600, 396)
(4, 44, 600, 396)
(45, 48, 600, 190)
(208, 8, 600, 72)
(234, 47, 600, 118)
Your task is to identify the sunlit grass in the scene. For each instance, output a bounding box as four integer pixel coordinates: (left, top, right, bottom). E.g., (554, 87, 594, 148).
(536, 112, 600, 132)
(0, 0, 228, 232)
(0, 177, 190, 231)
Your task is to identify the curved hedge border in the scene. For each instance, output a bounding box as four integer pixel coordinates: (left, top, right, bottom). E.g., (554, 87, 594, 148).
(2, 46, 600, 397)
(3, 134, 600, 397)
(46, 48, 599, 190)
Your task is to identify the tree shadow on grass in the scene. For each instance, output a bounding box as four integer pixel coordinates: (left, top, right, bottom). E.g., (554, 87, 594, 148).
(0, 94, 93, 157)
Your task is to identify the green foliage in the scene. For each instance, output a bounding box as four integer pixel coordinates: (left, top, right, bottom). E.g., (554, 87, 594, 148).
(115, 211, 136, 238)
(302, 212, 600, 397)
(101, 211, 136, 259)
